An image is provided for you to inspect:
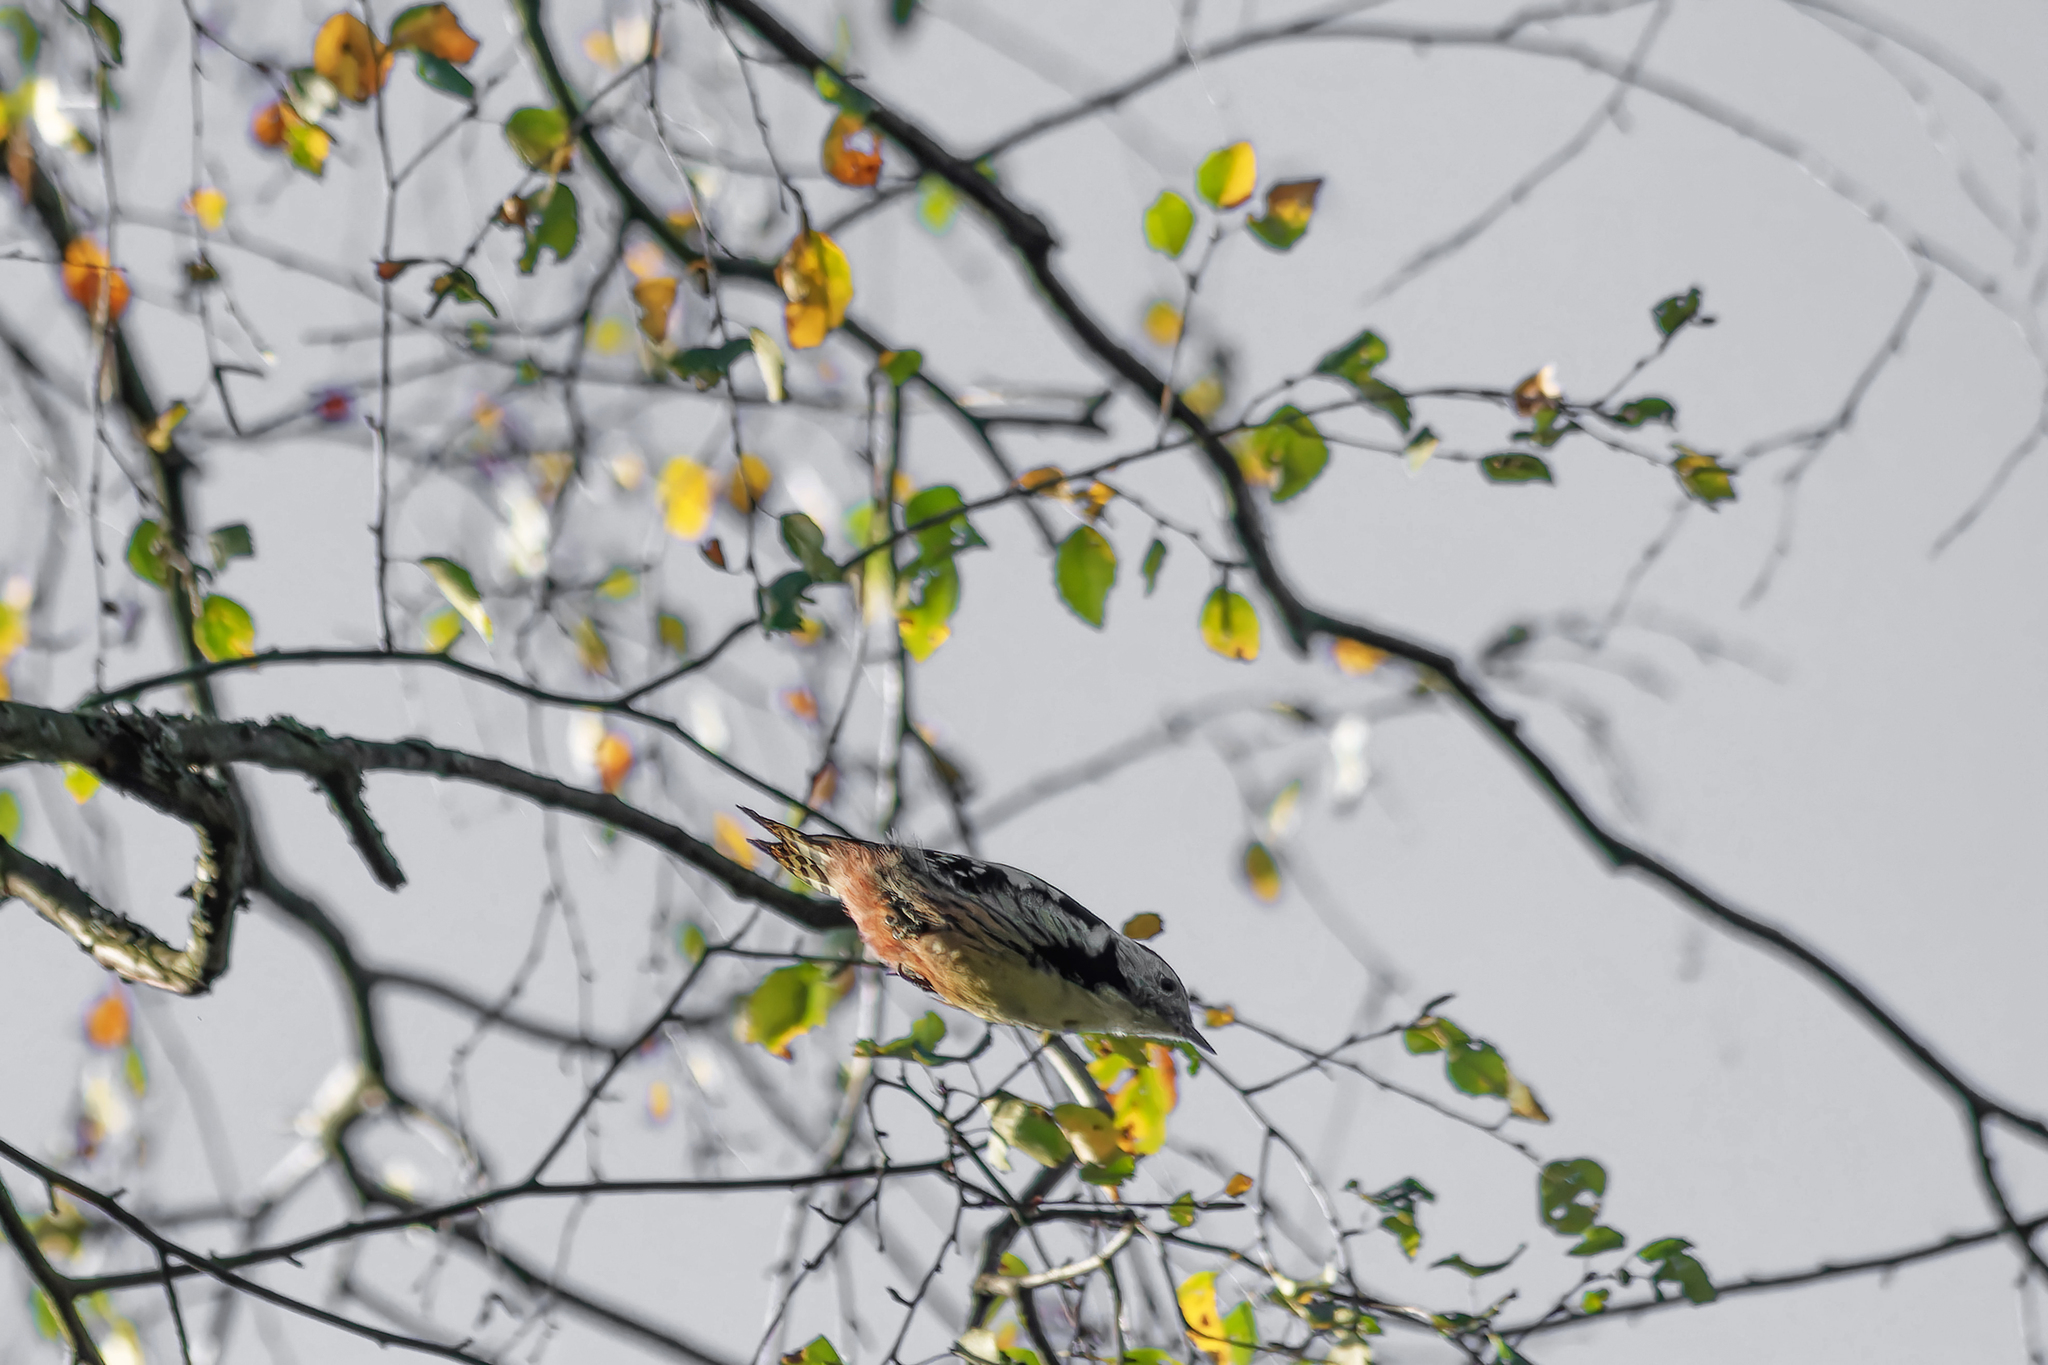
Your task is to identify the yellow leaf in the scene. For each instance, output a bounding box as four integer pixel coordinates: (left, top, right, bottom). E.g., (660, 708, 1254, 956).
(1178, 1272, 1231, 1365)
(631, 276, 678, 343)
(0, 602, 26, 665)
(728, 453, 773, 513)
(714, 812, 756, 869)
(647, 1079, 673, 1123)
(1106, 1043, 1177, 1155)
(421, 606, 462, 653)
(388, 4, 479, 63)
(750, 328, 786, 403)
(312, 13, 391, 104)
(185, 187, 226, 232)
(1332, 638, 1386, 675)
(141, 401, 189, 454)
(775, 228, 853, 350)
(1076, 481, 1115, 522)
(595, 731, 633, 794)
(657, 610, 689, 655)
(596, 566, 638, 600)
(659, 457, 713, 538)
(1182, 374, 1225, 420)
(1144, 300, 1183, 347)
(1121, 912, 1163, 941)
(1224, 1172, 1254, 1197)
(1513, 364, 1560, 416)
(588, 316, 630, 354)
(572, 616, 611, 676)
(821, 111, 881, 187)
(582, 27, 618, 67)
(1204, 1005, 1236, 1029)
(1243, 841, 1280, 903)
(1196, 141, 1258, 209)
(1200, 588, 1260, 662)
(1673, 447, 1737, 505)
(1053, 1104, 1121, 1166)
(61, 763, 99, 804)
(1507, 1075, 1550, 1123)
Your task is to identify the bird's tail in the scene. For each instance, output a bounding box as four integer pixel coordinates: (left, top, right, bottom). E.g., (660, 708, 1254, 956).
(739, 807, 836, 887)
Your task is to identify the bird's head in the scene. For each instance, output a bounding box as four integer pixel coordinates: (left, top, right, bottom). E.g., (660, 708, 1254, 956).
(1114, 938, 1214, 1053)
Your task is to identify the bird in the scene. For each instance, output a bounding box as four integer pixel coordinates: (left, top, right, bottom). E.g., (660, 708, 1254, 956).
(740, 808, 1212, 1052)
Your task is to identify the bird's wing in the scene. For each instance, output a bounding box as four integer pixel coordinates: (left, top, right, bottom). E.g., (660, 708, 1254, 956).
(908, 850, 1133, 998)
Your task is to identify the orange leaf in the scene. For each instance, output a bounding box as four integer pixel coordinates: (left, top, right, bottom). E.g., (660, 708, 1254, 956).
(1224, 1172, 1253, 1197)
(1332, 638, 1386, 675)
(595, 732, 633, 794)
(821, 112, 881, 188)
(1016, 465, 1067, 496)
(84, 989, 130, 1050)
(807, 763, 838, 809)
(780, 687, 819, 721)
(313, 13, 392, 103)
(631, 276, 678, 343)
(61, 238, 130, 323)
(714, 812, 756, 869)
(251, 101, 287, 147)
(388, 4, 479, 63)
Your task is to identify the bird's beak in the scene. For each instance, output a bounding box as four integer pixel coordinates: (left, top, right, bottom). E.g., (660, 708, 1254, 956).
(1182, 1024, 1216, 1055)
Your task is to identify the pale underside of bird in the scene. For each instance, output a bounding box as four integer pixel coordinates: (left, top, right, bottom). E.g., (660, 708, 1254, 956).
(741, 809, 1212, 1052)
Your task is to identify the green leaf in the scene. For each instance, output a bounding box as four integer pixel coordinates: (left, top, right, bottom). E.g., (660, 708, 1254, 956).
(1432, 1246, 1524, 1278)
(792, 1337, 842, 1365)
(1480, 452, 1553, 484)
(519, 183, 579, 273)
(910, 1010, 946, 1052)
(811, 65, 872, 116)
(1140, 537, 1167, 595)
(1515, 405, 1567, 448)
(740, 963, 841, 1059)
(1315, 328, 1388, 387)
(780, 513, 840, 581)
(1402, 1015, 1468, 1054)
(1538, 1158, 1607, 1236)
(430, 268, 496, 317)
(657, 610, 688, 655)
(126, 519, 169, 586)
(1055, 526, 1117, 628)
(1445, 1041, 1510, 1097)
(1143, 190, 1194, 258)
(916, 174, 957, 235)
(1640, 1238, 1716, 1304)
(420, 556, 492, 642)
(1220, 1299, 1258, 1365)
(0, 788, 20, 843)
(0, 8, 40, 68)
(1245, 179, 1321, 251)
(897, 559, 958, 661)
(1200, 588, 1259, 661)
(193, 594, 255, 662)
(414, 51, 474, 99)
(1581, 1288, 1609, 1315)
(505, 106, 572, 168)
(1380, 1209, 1421, 1259)
(1236, 404, 1329, 501)
(83, 2, 120, 65)
(762, 571, 815, 633)
(679, 921, 707, 964)
(904, 485, 987, 574)
(1604, 396, 1676, 428)
(1672, 447, 1736, 505)
(208, 522, 254, 570)
(890, 0, 920, 28)
(1080, 1152, 1137, 1187)
(983, 1092, 1074, 1168)
(1568, 1225, 1626, 1257)
(1356, 378, 1411, 432)
(669, 336, 753, 388)
(879, 349, 922, 386)
(1168, 1191, 1197, 1227)
(1652, 286, 1712, 337)
(30, 1286, 60, 1341)
(123, 1043, 147, 1095)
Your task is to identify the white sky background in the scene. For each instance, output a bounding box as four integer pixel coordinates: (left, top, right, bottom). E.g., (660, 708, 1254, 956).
(2, 0, 2047, 1363)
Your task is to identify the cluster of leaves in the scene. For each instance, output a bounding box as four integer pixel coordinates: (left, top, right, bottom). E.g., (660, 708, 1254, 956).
(126, 517, 258, 662)
(1144, 141, 1324, 259)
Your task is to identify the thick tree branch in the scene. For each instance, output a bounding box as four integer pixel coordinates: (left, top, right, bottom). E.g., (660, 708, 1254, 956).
(0, 699, 845, 935)
(0, 1177, 106, 1365)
